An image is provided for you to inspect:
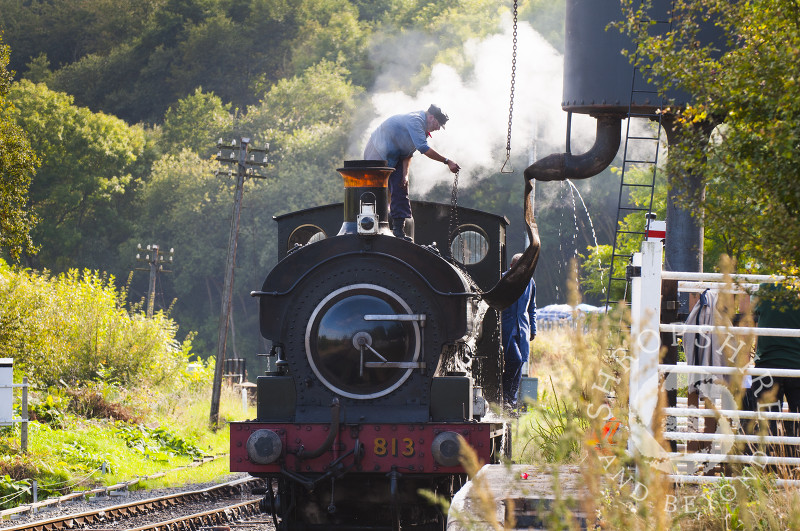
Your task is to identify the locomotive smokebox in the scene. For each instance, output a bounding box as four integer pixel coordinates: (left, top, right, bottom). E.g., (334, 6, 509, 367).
(336, 160, 394, 236)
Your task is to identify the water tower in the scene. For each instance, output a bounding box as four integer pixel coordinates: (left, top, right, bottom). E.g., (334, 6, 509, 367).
(525, 0, 723, 284)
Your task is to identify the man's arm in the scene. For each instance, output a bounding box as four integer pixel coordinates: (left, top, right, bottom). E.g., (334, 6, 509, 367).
(423, 148, 461, 173)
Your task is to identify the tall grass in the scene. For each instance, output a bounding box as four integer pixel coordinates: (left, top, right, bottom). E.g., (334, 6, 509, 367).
(510, 289, 800, 529)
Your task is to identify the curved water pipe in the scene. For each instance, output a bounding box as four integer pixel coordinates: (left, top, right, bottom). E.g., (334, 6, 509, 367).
(523, 114, 622, 182)
(482, 114, 622, 309)
(482, 177, 540, 310)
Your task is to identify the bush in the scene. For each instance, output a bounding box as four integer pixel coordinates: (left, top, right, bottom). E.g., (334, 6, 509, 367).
(0, 259, 195, 388)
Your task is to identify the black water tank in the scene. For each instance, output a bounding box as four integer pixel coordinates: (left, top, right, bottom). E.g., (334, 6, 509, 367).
(562, 0, 722, 116)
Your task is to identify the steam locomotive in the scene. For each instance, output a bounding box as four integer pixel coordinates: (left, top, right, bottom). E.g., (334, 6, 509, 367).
(230, 160, 533, 530)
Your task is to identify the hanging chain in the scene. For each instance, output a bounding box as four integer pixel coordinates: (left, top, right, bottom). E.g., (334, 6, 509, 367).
(500, 0, 519, 174)
(447, 170, 477, 286)
(448, 170, 463, 261)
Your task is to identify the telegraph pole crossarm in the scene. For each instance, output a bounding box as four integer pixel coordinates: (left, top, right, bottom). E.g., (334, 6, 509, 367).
(135, 244, 174, 318)
(209, 137, 269, 428)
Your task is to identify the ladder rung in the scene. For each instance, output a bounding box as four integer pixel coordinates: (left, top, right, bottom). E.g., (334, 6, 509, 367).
(621, 183, 656, 188)
(628, 112, 663, 119)
(623, 159, 658, 164)
(627, 136, 660, 141)
(631, 89, 660, 95)
(610, 277, 629, 282)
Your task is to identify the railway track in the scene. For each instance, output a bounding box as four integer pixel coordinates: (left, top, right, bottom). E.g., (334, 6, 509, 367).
(2, 477, 271, 531)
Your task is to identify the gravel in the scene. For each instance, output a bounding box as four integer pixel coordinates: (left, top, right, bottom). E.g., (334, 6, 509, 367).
(0, 472, 258, 529)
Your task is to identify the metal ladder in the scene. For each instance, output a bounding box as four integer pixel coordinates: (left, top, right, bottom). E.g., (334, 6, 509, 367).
(603, 10, 672, 309)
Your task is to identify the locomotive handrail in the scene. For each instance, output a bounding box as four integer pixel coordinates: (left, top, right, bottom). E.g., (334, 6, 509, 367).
(364, 314, 427, 322)
(295, 399, 340, 460)
(364, 361, 427, 369)
(250, 251, 481, 299)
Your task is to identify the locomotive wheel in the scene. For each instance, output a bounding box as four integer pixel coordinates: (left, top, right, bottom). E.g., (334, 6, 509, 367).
(275, 475, 453, 530)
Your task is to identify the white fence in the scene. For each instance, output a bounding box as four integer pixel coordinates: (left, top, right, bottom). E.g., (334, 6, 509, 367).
(629, 242, 800, 484)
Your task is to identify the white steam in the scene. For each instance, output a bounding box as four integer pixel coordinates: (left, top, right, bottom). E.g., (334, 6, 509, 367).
(353, 15, 601, 193)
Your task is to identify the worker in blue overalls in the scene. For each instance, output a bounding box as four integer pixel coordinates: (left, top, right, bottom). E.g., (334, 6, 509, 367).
(501, 253, 537, 409)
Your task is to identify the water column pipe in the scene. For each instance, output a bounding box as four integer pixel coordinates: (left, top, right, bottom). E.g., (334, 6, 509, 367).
(521, 0, 727, 298)
(523, 114, 623, 182)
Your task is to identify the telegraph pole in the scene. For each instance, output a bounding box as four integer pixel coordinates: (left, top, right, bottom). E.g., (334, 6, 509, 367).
(136, 244, 174, 318)
(209, 137, 268, 428)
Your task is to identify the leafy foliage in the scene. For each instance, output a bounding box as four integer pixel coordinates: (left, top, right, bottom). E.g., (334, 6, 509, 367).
(113, 422, 204, 462)
(0, 474, 30, 509)
(28, 393, 69, 429)
(620, 0, 800, 275)
(579, 165, 666, 301)
(0, 35, 39, 260)
(0, 452, 70, 507)
(0, 258, 195, 387)
(162, 88, 233, 157)
(6, 80, 147, 271)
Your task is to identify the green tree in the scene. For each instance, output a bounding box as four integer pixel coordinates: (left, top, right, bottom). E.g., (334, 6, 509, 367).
(248, 60, 360, 126)
(7, 80, 146, 271)
(168, 13, 256, 106)
(0, 0, 160, 75)
(162, 87, 233, 157)
(288, 0, 367, 80)
(0, 36, 39, 260)
(621, 0, 800, 275)
(131, 150, 233, 347)
(130, 149, 268, 360)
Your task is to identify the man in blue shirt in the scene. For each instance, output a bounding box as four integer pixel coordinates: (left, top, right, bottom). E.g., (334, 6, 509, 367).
(501, 253, 537, 408)
(364, 105, 461, 240)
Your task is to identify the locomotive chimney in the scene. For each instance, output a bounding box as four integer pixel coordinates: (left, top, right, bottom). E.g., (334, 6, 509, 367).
(336, 160, 394, 236)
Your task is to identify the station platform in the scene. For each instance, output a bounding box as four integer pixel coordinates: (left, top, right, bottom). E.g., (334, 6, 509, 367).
(447, 464, 589, 530)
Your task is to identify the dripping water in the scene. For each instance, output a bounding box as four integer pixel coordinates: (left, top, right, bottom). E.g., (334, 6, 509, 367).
(566, 179, 606, 300)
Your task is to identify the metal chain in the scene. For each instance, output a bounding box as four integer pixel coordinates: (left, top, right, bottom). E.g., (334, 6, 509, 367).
(447, 170, 479, 289)
(448, 170, 462, 260)
(501, 0, 518, 173)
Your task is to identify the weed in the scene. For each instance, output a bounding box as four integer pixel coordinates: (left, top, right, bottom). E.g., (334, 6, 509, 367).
(518, 378, 589, 464)
(0, 475, 30, 509)
(28, 392, 68, 428)
(112, 422, 203, 462)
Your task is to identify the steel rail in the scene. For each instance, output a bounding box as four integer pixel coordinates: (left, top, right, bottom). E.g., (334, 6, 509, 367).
(2, 477, 262, 531)
(103, 499, 261, 531)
